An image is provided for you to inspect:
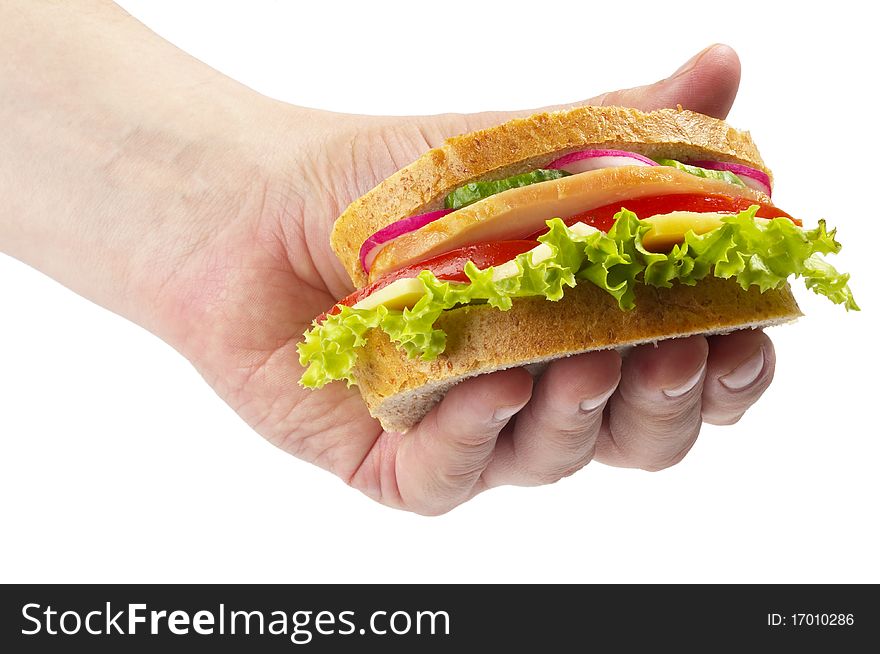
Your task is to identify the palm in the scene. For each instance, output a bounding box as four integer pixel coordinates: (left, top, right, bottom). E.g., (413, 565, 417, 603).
(177, 119, 433, 488)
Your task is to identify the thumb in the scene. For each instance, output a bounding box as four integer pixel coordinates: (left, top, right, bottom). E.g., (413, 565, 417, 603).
(597, 43, 741, 119)
(416, 44, 741, 145)
(590, 43, 741, 120)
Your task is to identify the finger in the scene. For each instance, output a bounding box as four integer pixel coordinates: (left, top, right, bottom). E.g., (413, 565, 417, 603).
(394, 368, 532, 515)
(595, 336, 709, 471)
(594, 43, 741, 119)
(417, 44, 741, 142)
(483, 350, 621, 487)
(701, 330, 775, 425)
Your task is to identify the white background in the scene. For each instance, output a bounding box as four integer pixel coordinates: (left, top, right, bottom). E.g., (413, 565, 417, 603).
(2, 0, 877, 583)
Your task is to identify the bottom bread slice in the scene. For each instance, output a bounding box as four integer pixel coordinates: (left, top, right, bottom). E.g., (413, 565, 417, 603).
(351, 276, 802, 432)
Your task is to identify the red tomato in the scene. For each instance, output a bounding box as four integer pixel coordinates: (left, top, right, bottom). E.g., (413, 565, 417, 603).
(524, 193, 800, 238)
(316, 240, 537, 323)
(317, 194, 801, 323)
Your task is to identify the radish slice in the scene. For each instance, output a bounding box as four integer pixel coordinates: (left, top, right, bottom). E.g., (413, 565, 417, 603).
(546, 149, 658, 174)
(359, 209, 452, 273)
(688, 160, 772, 196)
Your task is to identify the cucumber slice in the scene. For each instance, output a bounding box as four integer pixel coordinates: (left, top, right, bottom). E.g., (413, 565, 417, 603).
(444, 169, 570, 210)
(655, 158, 746, 188)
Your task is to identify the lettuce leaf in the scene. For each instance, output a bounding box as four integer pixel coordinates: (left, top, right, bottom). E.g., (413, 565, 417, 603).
(654, 158, 747, 187)
(299, 209, 858, 387)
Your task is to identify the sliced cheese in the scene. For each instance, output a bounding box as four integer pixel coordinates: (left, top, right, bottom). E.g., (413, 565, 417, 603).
(352, 277, 426, 311)
(641, 211, 728, 251)
(566, 222, 602, 238)
(492, 222, 599, 280)
(353, 222, 601, 311)
(640, 211, 771, 251)
(354, 213, 760, 312)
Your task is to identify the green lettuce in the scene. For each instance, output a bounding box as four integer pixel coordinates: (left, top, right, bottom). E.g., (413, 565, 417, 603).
(654, 158, 747, 187)
(298, 208, 858, 387)
(443, 169, 570, 210)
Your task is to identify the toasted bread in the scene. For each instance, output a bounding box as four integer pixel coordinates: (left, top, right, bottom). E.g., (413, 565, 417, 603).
(315, 106, 802, 432)
(354, 277, 800, 432)
(332, 106, 769, 287)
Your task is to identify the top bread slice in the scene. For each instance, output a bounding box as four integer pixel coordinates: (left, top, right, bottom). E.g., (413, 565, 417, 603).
(331, 105, 770, 287)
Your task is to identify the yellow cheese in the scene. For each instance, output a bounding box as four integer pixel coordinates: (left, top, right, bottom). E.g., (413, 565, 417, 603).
(564, 222, 602, 239)
(354, 214, 756, 312)
(353, 222, 600, 311)
(352, 277, 427, 311)
(640, 211, 730, 252)
(490, 243, 552, 281)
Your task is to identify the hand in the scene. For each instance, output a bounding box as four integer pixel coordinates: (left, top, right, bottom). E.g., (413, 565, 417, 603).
(174, 44, 775, 514)
(0, 3, 774, 515)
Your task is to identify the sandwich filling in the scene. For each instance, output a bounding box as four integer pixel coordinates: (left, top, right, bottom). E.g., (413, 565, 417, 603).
(299, 153, 858, 388)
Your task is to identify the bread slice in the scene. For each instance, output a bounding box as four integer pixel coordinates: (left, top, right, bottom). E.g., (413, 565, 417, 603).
(327, 106, 794, 431)
(332, 106, 770, 287)
(352, 277, 801, 432)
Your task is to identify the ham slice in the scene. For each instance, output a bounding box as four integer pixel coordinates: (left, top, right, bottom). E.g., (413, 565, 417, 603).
(368, 166, 770, 282)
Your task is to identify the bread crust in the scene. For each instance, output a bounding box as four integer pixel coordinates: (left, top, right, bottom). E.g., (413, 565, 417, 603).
(333, 106, 770, 287)
(352, 277, 801, 432)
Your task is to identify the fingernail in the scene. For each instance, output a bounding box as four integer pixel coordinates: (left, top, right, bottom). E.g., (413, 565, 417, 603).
(663, 365, 705, 398)
(579, 387, 616, 413)
(493, 404, 524, 423)
(720, 348, 766, 391)
(670, 45, 712, 78)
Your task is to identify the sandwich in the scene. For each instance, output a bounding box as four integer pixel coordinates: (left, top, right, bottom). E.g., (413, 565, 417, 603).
(297, 106, 857, 432)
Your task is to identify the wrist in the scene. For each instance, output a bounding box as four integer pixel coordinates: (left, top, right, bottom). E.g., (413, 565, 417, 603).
(0, 1, 291, 342)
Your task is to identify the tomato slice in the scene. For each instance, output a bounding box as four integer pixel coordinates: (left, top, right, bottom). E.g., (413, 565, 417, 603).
(524, 193, 800, 238)
(317, 240, 537, 323)
(317, 193, 802, 323)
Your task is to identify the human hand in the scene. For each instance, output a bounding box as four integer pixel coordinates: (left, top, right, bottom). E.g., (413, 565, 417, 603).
(181, 44, 774, 515)
(0, 4, 774, 515)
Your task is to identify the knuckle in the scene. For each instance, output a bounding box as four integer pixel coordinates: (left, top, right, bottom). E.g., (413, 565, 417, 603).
(446, 434, 496, 457)
(446, 423, 503, 449)
(702, 411, 744, 426)
(625, 409, 700, 448)
(610, 412, 701, 471)
(539, 412, 604, 451)
(435, 452, 492, 483)
(412, 472, 475, 515)
(525, 453, 594, 486)
(413, 452, 492, 507)
(546, 425, 595, 453)
(641, 436, 698, 472)
(413, 501, 458, 517)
